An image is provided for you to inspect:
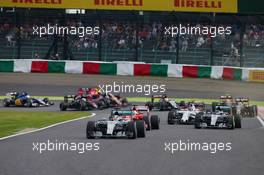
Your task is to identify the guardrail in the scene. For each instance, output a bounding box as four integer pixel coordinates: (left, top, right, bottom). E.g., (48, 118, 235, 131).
(0, 59, 263, 82)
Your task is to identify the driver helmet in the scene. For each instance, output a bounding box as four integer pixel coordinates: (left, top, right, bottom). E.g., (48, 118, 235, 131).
(21, 92, 28, 96)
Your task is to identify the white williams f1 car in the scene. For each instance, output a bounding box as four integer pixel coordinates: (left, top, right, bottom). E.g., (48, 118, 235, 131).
(168, 104, 203, 125)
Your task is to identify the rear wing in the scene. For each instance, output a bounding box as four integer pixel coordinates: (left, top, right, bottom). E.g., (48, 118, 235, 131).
(5, 92, 18, 98)
(220, 95, 233, 100)
(132, 105, 149, 112)
(151, 94, 167, 102)
(63, 95, 76, 102)
(235, 98, 249, 103)
(6, 92, 17, 95)
(215, 105, 232, 114)
(189, 102, 205, 108)
(111, 109, 133, 116)
(152, 94, 167, 98)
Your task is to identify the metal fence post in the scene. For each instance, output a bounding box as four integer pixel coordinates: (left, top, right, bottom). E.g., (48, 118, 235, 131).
(240, 23, 245, 67)
(98, 11, 102, 61)
(135, 14, 139, 62)
(174, 13, 179, 64)
(15, 8, 21, 59)
(210, 13, 215, 66)
(210, 37, 213, 66)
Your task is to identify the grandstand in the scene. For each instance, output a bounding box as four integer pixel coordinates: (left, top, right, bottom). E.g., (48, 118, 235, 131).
(0, 3, 264, 68)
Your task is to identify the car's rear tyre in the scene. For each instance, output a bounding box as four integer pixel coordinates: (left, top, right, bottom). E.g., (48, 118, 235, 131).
(136, 120, 146, 138)
(3, 98, 10, 107)
(60, 102, 67, 111)
(168, 111, 176, 125)
(143, 116, 151, 131)
(150, 115, 160, 130)
(234, 114, 242, 128)
(127, 121, 137, 139)
(194, 114, 202, 129)
(86, 121, 96, 139)
(252, 105, 258, 117)
(248, 106, 255, 118)
(227, 116, 235, 130)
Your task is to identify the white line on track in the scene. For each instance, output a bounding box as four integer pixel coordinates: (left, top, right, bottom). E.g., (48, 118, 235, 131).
(257, 116, 264, 127)
(0, 113, 96, 141)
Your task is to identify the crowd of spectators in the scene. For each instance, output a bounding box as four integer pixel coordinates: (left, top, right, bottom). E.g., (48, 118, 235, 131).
(1, 17, 264, 53)
(244, 25, 264, 48)
(100, 22, 213, 51)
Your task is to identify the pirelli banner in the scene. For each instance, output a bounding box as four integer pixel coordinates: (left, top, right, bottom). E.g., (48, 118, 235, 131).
(249, 70, 264, 83)
(1, 0, 238, 13)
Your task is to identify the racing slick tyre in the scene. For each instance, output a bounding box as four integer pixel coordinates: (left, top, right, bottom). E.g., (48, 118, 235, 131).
(145, 102, 153, 111)
(234, 115, 242, 128)
(150, 115, 160, 130)
(248, 106, 255, 118)
(136, 120, 146, 138)
(127, 121, 137, 139)
(227, 116, 235, 130)
(143, 116, 151, 131)
(194, 114, 202, 129)
(252, 105, 258, 117)
(86, 121, 96, 139)
(168, 111, 176, 125)
(3, 98, 10, 107)
(60, 102, 68, 111)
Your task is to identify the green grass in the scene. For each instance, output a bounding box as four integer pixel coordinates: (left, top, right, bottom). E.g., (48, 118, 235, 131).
(0, 111, 91, 138)
(1, 96, 264, 106)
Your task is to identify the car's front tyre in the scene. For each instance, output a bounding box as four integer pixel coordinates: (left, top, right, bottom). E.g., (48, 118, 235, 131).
(86, 121, 96, 139)
(168, 111, 176, 125)
(151, 115, 160, 130)
(3, 98, 10, 107)
(60, 102, 67, 111)
(136, 120, 146, 138)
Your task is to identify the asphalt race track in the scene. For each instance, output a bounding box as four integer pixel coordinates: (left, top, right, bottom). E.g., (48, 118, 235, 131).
(0, 73, 264, 100)
(0, 110, 263, 175)
(0, 73, 264, 175)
